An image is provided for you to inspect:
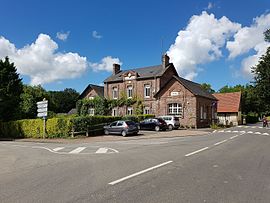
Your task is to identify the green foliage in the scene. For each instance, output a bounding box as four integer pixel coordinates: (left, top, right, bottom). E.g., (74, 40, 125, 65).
(245, 114, 259, 124)
(46, 117, 72, 138)
(218, 85, 244, 93)
(122, 114, 155, 122)
(264, 29, 270, 42)
(0, 57, 23, 121)
(76, 97, 109, 116)
(201, 83, 215, 93)
(47, 88, 79, 113)
(252, 47, 270, 114)
(19, 85, 47, 119)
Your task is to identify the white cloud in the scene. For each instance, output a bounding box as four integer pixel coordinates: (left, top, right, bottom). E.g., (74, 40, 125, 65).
(206, 2, 213, 10)
(92, 30, 102, 39)
(90, 56, 122, 72)
(167, 11, 241, 80)
(0, 34, 87, 85)
(56, 31, 70, 41)
(226, 13, 270, 76)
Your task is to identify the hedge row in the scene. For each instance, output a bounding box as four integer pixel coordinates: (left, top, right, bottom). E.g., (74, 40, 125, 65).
(0, 114, 155, 138)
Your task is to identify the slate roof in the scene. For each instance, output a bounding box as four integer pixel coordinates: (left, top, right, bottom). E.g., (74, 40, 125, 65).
(79, 84, 104, 99)
(155, 75, 217, 100)
(104, 65, 169, 83)
(213, 92, 241, 113)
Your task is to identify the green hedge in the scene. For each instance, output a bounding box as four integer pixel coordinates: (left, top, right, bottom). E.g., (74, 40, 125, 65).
(0, 114, 156, 138)
(245, 115, 259, 124)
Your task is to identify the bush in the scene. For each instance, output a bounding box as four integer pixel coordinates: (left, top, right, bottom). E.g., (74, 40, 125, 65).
(245, 114, 259, 124)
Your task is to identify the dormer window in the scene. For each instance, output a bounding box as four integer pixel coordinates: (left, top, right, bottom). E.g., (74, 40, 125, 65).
(112, 87, 118, 99)
(127, 85, 133, 98)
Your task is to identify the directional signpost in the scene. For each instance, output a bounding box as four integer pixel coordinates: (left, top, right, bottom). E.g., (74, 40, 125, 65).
(37, 99, 48, 139)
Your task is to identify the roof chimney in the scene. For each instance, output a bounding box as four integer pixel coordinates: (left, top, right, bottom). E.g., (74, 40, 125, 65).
(113, 64, 121, 75)
(162, 54, 170, 68)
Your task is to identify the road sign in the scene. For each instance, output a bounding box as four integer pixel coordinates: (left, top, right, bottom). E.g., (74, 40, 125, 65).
(37, 112, 48, 117)
(37, 107, 48, 113)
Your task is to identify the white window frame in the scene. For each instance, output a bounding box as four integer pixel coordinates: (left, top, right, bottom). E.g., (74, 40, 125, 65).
(127, 85, 133, 98)
(200, 105, 203, 119)
(112, 87, 118, 99)
(127, 107, 133, 115)
(89, 108, 95, 116)
(112, 108, 118, 116)
(144, 84, 151, 98)
(168, 103, 182, 116)
(144, 107, 150, 114)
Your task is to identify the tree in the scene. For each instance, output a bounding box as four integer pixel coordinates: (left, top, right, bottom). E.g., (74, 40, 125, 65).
(218, 85, 244, 93)
(0, 57, 23, 121)
(264, 29, 270, 42)
(252, 47, 270, 113)
(201, 83, 215, 93)
(48, 88, 79, 113)
(19, 85, 47, 119)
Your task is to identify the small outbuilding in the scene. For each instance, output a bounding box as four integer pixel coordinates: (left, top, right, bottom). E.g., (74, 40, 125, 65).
(213, 92, 242, 126)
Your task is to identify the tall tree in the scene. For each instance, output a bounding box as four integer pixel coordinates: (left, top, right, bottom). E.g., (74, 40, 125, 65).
(264, 29, 270, 42)
(19, 85, 47, 118)
(48, 88, 79, 113)
(252, 47, 270, 113)
(0, 57, 23, 121)
(201, 83, 215, 93)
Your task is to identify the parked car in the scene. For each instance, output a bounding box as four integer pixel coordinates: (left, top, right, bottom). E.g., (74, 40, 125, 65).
(104, 120, 139, 136)
(139, 118, 168, 131)
(159, 115, 180, 130)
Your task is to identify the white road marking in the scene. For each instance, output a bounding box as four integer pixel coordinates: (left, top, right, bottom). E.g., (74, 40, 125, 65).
(230, 135, 239, 139)
(244, 126, 249, 128)
(214, 139, 228, 146)
(255, 132, 261, 135)
(69, 147, 86, 154)
(263, 133, 269, 135)
(95, 148, 108, 154)
(53, 147, 64, 152)
(213, 130, 217, 133)
(259, 127, 263, 129)
(185, 147, 209, 157)
(218, 130, 224, 132)
(225, 130, 231, 133)
(240, 131, 246, 133)
(232, 130, 239, 133)
(247, 131, 253, 134)
(237, 126, 242, 128)
(251, 126, 256, 128)
(108, 161, 173, 185)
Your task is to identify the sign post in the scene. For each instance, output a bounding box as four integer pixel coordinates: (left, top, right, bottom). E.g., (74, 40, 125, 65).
(37, 99, 48, 139)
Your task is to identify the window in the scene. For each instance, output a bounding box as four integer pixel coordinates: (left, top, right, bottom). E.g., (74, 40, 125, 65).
(117, 121, 124, 126)
(112, 108, 118, 116)
(89, 108, 95, 116)
(110, 121, 117, 127)
(200, 105, 203, 119)
(127, 85, 133, 98)
(112, 87, 118, 99)
(127, 107, 133, 115)
(168, 103, 182, 116)
(144, 107, 150, 114)
(144, 84, 151, 98)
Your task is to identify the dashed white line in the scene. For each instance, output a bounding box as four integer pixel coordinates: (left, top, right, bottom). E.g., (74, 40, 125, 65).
(251, 126, 256, 129)
(69, 147, 86, 154)
(218, 130, 224, 132)
(255, 132, 261, 135)
(53, 147, 64, 152)
(214, 140, 228, 146)
(108, 161, 173, 185)
(230, 135, 239, 139)
(232, 130, 239, 133)
(185, 147, 209, 157)
(214, 139, 228, 146)
(263, 133, 269, 135)
(247, 131, 253, 134)
(225, 130, 231, 133)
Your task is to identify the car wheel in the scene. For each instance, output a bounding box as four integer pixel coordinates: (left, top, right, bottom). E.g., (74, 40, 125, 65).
(155, 126, 160, 131)
(168, 125, 173, 131)
(121, 130, 127, 137)
(104, 130, 109, 135)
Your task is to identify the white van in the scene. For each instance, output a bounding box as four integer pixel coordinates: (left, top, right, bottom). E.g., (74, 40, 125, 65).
(158, 116, 180, 130)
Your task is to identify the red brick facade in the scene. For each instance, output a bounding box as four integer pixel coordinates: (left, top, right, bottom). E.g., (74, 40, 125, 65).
(103, 55, 217, 128)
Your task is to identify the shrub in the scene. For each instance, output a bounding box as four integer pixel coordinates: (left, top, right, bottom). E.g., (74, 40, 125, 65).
(245, 114, 259, 124)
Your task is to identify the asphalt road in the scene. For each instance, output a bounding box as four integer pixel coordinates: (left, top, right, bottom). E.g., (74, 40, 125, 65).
(0, 124, 270, 203)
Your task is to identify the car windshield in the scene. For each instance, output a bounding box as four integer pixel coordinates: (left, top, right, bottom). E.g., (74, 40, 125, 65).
(174, 117, 179, 121)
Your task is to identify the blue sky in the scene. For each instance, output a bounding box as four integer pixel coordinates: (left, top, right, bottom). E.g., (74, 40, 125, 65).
(0, 0, 269, 93)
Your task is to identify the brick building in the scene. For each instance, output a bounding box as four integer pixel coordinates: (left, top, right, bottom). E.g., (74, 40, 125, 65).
(103, 54, 217, 128)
